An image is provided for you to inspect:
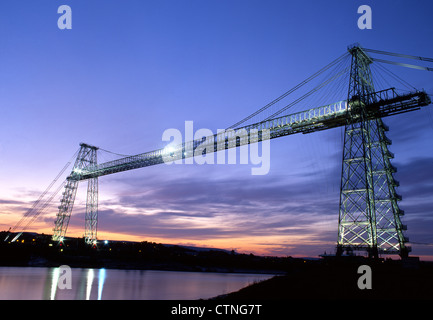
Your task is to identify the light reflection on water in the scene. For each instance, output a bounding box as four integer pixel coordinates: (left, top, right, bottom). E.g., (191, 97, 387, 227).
(0, 266, 273, 300)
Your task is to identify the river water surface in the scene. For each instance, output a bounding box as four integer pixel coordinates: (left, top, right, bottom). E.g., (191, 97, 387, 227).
(0, 266, 274, 300)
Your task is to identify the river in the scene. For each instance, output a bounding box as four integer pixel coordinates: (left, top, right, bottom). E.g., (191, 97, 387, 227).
(0, 266, 274, 300)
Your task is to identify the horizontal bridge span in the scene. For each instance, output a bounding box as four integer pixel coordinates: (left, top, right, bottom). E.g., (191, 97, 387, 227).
(76, 88, 430, 180)
(77, 100, 348, 180)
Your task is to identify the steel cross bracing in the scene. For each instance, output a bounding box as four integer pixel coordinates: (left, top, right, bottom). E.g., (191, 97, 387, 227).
(337, 46, 419, 258)
(52, 144, 98, 244)
(50, 45, 431, 254)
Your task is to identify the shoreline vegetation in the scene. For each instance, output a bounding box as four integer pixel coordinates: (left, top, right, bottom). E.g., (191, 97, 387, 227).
(2, 231, 433, 300)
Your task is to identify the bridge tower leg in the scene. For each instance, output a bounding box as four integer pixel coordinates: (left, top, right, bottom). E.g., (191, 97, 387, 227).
(52, 143, 99, 244)
(84, 156, 98, 245)
(336, 45, 410, 258)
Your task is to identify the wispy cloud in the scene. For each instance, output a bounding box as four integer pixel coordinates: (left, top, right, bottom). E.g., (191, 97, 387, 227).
(88, 163, 341, 256)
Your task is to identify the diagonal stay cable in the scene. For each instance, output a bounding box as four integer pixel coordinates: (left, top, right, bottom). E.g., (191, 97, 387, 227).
(227, 52, 350, 129)
(374, 62, 417, 91)
(264, 66, 350, 121)
(9, 148, 80, 234)
(21, 180, 67, 232)
(363, 48, 433, 63)
(99, 147, 132, 158)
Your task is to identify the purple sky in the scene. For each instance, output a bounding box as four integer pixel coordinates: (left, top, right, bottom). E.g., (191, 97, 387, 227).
(1, 0, 432, 259)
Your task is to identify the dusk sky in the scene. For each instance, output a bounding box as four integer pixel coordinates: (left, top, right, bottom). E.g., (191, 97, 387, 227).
(1, 1, 432, 259)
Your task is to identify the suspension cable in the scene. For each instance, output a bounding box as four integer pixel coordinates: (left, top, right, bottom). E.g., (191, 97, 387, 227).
(20, 180, 67, 233)
(99, 147, 132, 158)
(371, 58, 433, 72)
(7, 148, 80, 237)
(264, 66, 350, 121)
(363, 48, 433, 63)
(227, 52, 350, 129)
(373, 61, 417, 91)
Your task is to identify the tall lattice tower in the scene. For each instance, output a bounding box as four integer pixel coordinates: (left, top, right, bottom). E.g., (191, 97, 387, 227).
(52, 143, 99, 245)
(336, 45, 410, 258)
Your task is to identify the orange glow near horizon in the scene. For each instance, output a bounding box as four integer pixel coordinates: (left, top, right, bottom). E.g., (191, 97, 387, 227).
(2, 201, 433, 261)
(3, 216, 433, 261)
(1, 208, 319, 257)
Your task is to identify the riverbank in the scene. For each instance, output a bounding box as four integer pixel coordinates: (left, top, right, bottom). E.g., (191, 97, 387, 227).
(4, 231, 433, 301)
(216, 257, 433, 300)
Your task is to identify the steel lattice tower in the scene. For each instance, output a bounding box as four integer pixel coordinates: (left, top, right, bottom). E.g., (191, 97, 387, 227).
(52, 143, 99, 245)
(336, 45, 410, 258)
